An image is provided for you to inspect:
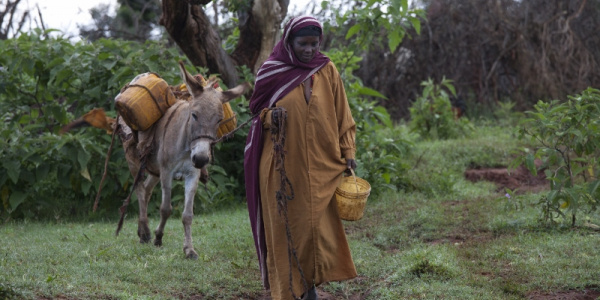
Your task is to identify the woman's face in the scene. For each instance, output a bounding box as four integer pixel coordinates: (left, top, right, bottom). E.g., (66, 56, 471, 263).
(291, 35, 320, 63)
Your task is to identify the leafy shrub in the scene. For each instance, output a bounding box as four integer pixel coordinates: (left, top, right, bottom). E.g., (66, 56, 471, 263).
(513, 87, 600, 225)
(325, 48, 412, 194)
(0, 30, 189, 220)
(339, 0, 425, 53)
(409, 78, 473, 140)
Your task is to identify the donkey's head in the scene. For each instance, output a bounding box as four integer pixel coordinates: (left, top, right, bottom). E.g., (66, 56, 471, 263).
(178, 61, 249, 169)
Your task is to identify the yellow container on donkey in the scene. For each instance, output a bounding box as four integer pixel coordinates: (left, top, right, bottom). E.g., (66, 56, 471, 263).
(115, 72, 178, 131)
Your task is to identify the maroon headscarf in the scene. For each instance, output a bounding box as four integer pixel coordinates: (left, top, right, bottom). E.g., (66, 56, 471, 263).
(244, 16, 330, 288)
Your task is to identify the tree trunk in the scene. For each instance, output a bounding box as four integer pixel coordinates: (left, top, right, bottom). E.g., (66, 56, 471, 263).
(570, 0, 600, 67)
(231, 0, 288, 73)
(160, 0, 288, 86)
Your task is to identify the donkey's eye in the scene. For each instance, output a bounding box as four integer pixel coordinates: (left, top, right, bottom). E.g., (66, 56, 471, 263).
(191, 113, 198, 121)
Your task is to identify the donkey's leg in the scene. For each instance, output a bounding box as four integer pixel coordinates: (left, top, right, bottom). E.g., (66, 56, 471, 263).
(154, 174, 173, 247)
(182, 172, 201, 260)
(126, 159, 156, 244)
(137, 175, 159, 243)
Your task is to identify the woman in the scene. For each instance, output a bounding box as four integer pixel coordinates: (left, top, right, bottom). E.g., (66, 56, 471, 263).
(244, 16, 357, 300)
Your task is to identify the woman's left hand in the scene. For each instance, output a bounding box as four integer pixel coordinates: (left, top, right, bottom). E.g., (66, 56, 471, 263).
(345, 159, 357, 174)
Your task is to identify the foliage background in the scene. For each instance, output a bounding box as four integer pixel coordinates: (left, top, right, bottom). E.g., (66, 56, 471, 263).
(0, 28, 411, 220)
(0, 30, 191, 219)
(0, 0, 598, 227)
(0, 1, 599, 298)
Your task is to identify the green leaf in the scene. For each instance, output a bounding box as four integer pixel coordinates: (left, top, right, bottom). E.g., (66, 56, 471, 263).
(36, 164, 50, 181)
(47, 106, 61, 124)
(9, 191, 27, 212)
(382, 172, 391, 184)
(321, 0, 329, 10)
(81, 179, 92, 195)
(525, 153, 537, 176)
(3, 160, 21, 184)
(98, 52, 110, 60)
(31, 109, 39, 119)
(80, 167, 92, 182)
(357, 87, 388, 99)
(345, 24, 362, 40)
(20, 170, 35, 184)
(409, 16, 422, 35)
(444, 82, 457, 97)
(47, 57, 65, 69)
(588, 180, 600, 196)
(54, 68, 73, 85)
(546, 190, 558, 203)
(401, 0, 409, 11)
(373, 106, 393, 128)
(100, 59, 117, 70)
(77, 148, 91, 171)
(387, 30, 402, 53)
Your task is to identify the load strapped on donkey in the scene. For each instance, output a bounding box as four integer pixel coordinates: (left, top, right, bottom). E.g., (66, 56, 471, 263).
(115, 71, 237, 136)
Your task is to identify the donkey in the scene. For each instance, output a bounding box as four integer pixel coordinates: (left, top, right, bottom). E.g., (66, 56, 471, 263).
(117, 61, 249, 259)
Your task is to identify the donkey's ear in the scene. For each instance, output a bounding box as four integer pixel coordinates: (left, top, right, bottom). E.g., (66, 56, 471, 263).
(178, 61, 203, 96)
(220, 82, 251, 104)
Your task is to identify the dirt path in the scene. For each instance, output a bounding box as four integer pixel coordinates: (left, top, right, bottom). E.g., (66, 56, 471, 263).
(464, 162, 548, 194)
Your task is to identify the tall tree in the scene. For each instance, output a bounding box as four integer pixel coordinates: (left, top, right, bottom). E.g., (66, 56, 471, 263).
(160, 0, 289, 86)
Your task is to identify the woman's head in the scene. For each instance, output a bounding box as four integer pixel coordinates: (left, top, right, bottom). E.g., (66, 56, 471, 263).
(249, 16, 330, 112)
(290, 26, 321, 63)
(280, 17, 324, 64)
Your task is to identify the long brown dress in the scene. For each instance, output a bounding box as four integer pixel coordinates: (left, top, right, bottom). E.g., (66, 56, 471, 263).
(259, 61, 357, 299)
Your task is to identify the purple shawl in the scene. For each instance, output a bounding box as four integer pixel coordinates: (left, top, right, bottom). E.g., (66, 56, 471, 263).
(244, 16, 330, 288)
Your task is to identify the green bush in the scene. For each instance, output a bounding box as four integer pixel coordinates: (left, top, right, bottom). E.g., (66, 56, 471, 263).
(0, 30, 189, 220)
(325, 48, 412, 194)
(514, 87, 600, 225)
(409, 78, 473, 140)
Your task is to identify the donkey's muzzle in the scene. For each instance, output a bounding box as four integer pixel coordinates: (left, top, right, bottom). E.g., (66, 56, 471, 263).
(192, 154, 210, 169)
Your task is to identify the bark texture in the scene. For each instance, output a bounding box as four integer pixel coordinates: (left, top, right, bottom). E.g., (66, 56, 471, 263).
(160, 0, 288, 86)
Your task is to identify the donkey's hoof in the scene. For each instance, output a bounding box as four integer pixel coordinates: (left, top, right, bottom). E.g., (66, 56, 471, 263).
(184, 248, 198, 260)
(138, 231, 152, 244)
(139, 236, 152, 244)
(153, 232, 163, 247)
(138, 227, 152, 243)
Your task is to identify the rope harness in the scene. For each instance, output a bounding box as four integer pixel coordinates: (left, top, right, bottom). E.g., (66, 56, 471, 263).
(269, 107, 308, 300)
(93, 114, 120, 213)
(116, 152, 148, 236)
(126, 83, 168, 115)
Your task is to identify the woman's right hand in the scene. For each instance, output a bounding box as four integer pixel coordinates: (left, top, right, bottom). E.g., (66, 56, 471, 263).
(345, 158, 357, 175)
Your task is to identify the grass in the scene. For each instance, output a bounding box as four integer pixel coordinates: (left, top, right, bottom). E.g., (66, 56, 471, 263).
(2, 124, 600, 299)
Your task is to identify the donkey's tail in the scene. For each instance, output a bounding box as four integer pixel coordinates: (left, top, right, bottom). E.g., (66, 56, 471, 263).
(60, 108, 116, 134)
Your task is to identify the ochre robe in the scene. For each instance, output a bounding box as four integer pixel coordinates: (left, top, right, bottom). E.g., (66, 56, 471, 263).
(259, 62, 357, 299)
